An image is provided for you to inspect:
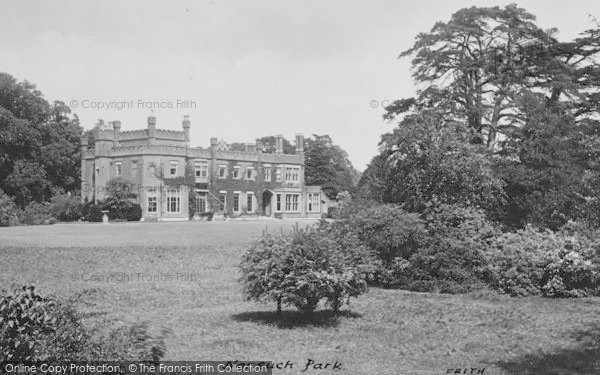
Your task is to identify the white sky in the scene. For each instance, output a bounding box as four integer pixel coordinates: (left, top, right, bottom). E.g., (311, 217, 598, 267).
(2, 0, 599, 170)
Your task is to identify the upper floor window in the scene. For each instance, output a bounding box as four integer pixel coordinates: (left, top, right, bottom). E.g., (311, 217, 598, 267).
(233, 166, 241, 179)
(264, 166, 271, 182)
(195, 161, 208, 179)
(170, 161, 178, 176)
(246, 167, 254, 180)
(275, 167, 282, 182)
(218, 165, 227, 179)
(285, 167, 300, 182)
(115, 162, 122, 176)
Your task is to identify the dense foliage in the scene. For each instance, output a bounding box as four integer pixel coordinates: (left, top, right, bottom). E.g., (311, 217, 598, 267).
(239, 224, 375, 313)
(333, 198, 498, 293)
(0, 286, 168, 362)
(0, 73, 82, 208)
(101, 177, 140, 220)
(360, 4, 600, 230)
(334, 195, 600, 297)
(304, 135, 359, 199)
(0, 189, 19, 226)
(49, 193, 84, 222)
(487, 226, 600, 297)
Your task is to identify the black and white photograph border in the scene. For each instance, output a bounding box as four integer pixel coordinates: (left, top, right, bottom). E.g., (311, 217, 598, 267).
(2, 1, 600, 374)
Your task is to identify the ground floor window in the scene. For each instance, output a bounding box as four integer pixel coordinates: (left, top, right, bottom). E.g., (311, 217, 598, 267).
(193, 191, 208, 213)
(276, 194, 282, 211)
(307, 193, 320, 212)
(233, 193, 240, 212)
(218, 193, 226, 212)
(246, 192, 254, 212)
(166, 188, 181, 213)
(147, 188, 157, 213)
(285, 194, 299, 212)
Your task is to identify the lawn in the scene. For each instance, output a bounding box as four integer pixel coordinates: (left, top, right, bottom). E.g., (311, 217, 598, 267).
(1, 221, 600, 375)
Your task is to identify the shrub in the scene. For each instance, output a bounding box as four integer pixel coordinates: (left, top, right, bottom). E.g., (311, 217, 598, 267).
(17, 202, 52, 225)
(487, 227, 600, 297)
(126, 204, 143, 221)
(239, 224, 375, 313)
(393, 204, 499, 293)
(0, 286, 168, 362)
(332, 200, 497, 293)
(0, 190, 19, 226)
(340, 203, 425, 263)
(102, 177, 138, 220)
(49, 193, 83, 222)
(83, 202, 103, 222)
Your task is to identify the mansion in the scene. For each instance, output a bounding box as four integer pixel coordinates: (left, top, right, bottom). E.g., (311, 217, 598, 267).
(81, 115, 329, 221)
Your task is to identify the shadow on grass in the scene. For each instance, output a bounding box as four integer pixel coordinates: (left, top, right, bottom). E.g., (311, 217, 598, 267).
(493, 323, 600, 374)
(231, 309, 362, 329)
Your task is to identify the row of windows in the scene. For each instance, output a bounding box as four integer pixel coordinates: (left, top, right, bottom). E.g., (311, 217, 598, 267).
(145, 189, 320, 214)
(191, 191, 255, 213)
(216, 165, 300, 183)
(146, 188, 181, 214)
(112, 160, 301, 184)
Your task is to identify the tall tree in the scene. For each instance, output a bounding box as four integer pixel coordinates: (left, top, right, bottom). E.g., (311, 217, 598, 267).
(360, 110, 505, 212)
(0, 73, 82, 207)
(304, 134, 358, 199)
(366, 5, 600, 230)
(40, 101, 82, 194)
(388, 4, 600, 149)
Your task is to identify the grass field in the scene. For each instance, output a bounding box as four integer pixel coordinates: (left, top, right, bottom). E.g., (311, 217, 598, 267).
(1, 221, 600, 375)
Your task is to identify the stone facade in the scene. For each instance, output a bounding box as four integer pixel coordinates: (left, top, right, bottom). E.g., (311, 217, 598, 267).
(81, 116, 329, 221)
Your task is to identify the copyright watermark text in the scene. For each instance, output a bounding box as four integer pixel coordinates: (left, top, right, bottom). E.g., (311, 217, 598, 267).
(69, 272, 199, 283)
(69, 99, 197, 111)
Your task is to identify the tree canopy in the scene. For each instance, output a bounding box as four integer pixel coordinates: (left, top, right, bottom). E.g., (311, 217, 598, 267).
(0, 73, 82, 207)
(361, 5, 600, 229)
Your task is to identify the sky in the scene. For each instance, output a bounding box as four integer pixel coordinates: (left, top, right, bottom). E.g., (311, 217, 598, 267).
(2, 0, 600, 170)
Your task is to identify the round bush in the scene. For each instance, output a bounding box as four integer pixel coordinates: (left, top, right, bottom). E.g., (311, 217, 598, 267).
(239, 224, 376, 313)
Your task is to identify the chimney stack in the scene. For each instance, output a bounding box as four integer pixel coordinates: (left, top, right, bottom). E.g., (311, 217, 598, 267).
(182, 115, 191, 146)
(147, 115, 156, 145)
(275, 135, 283, 154)
(112, 121, 121, 146)
(295, 134, 304, 154)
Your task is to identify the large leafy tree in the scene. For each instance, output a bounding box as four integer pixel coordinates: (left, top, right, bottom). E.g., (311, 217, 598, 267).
(498, 93, 594, 229)
(0, 73, 82, 207)
(366, 5, 600, 229)
(360, 110, 505, 212)
(387, 4, 600, 149)
(304, 134, 358, 199)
